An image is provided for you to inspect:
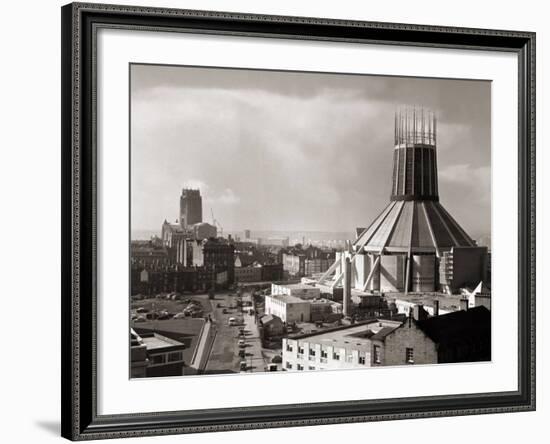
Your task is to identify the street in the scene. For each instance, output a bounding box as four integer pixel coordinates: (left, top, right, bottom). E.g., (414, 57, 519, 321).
(204, 291, 271, 374)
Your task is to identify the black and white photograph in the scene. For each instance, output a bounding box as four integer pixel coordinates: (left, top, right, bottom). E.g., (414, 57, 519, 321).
(129, 64, 492, 378)
(0, 0, 544, 442)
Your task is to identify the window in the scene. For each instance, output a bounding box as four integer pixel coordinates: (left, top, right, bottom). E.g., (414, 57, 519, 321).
(286, 343, 293, 352)
(298, 346, 304, 358)
(309, 348, 316, 356)
(320, 349, 328, 363)
(308, 366, 315, 371)
(373, 345, 381, 364)
(346, 353, 353, 363)
(150, 354, 166, 365)
(359, 355, 366, 365)
(332, 351, 340, 361)
(168, 351, 182, 362)
(285, 362, 292, 370)
(406, 347, 414, 364)
(297, 364, 304, 371)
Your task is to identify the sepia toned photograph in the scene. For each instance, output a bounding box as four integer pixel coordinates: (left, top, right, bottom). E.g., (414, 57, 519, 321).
(129, 64, 491, 378)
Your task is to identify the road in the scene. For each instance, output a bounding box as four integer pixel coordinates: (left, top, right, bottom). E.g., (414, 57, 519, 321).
(204, 291, 270, 374)
(240, 292, 269, 373)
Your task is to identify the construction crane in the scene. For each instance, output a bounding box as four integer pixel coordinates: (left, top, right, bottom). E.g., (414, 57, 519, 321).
(210, 208, 223, 237)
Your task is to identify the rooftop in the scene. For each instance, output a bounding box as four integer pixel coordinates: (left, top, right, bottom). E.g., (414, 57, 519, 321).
(355, 200, 476, 254)
(387, 292, 467, 312)
(140, 333, 185, 351)
(267, 293, 310, 304)
(416, 306, 491, 346)
(274, 283, 318, 290)
(133, 318, 204, 364)
(260, 314, 283, 325)
(289, 319, 402, 349)
(310, 298, 340, 305)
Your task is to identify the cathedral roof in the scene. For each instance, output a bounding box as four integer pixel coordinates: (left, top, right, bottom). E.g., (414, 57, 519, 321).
(354, 200, 476, 254)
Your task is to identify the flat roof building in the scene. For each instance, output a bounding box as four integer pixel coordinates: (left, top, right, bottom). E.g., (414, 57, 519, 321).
(131, 329, 186, 378)
(271, 283, 320, 300)
(265, 293, 311, 323)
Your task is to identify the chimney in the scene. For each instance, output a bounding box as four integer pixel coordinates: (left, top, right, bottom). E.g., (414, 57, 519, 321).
(412, 304, 428, 321)
(433, 299, 439, 316)
(459, 298, 469, 311)
(343, 257, 352, 317)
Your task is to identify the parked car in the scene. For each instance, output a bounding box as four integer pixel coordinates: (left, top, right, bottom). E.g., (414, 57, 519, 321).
(134, 315, 147, 323)
(238, 339, 246, 347)
(228, 317, 237, 326)
(173, 312, 186, 319)
(136, 307, 149, 313)
(238, 349, 246, 358)
(222, 308, 228, 314)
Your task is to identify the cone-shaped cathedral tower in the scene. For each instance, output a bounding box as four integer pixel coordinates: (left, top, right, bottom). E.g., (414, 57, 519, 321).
(318, 107, 488, 298)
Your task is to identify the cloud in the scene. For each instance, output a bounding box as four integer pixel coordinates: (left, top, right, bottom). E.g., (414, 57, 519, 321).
(182, 179, 209, 192)
(439, 164, 491, 209)
(439, 164, 490, 185)
(210, 188, 240, 206)
(130, 65, 491, 236)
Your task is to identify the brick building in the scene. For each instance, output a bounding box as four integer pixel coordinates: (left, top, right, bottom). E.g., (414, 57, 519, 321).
(282, 306, 490, 372)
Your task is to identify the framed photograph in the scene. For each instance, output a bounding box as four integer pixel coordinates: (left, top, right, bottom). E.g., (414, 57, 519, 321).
(61, 2, 536, 440)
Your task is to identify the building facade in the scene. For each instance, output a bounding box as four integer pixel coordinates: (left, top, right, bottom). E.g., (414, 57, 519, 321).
(131, 265, 216, 295)
(192, 238, 235, 285)
(191, 222, 217, 241)
(261, 263, 284, 282)
(283, 247, 335, 277)
(282, 319, 438, 372)
(439, 247, 489, 294)
(265, 294, 311, 323)
(234, 265, 263, 283)
(131, 240, 169, 267)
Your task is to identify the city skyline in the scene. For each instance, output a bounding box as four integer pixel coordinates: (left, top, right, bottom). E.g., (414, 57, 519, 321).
(131, 64, 491, 238)
(130, 66, 492, 379)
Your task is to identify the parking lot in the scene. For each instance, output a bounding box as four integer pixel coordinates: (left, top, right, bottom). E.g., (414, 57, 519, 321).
(130, 294, 213, 323)
(131, 291, 283, 375)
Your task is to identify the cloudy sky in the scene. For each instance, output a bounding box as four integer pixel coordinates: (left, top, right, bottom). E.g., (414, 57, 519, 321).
(131, 64, 491, 238)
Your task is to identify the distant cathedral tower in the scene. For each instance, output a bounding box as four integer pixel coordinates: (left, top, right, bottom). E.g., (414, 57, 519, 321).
(180, 189, 202, 228)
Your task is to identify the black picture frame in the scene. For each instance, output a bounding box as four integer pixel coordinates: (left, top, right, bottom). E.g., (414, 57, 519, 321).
(61, 2, 536, 440)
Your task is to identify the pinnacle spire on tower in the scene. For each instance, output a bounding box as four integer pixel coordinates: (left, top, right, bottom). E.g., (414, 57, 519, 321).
(391, 106, 439, 202)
